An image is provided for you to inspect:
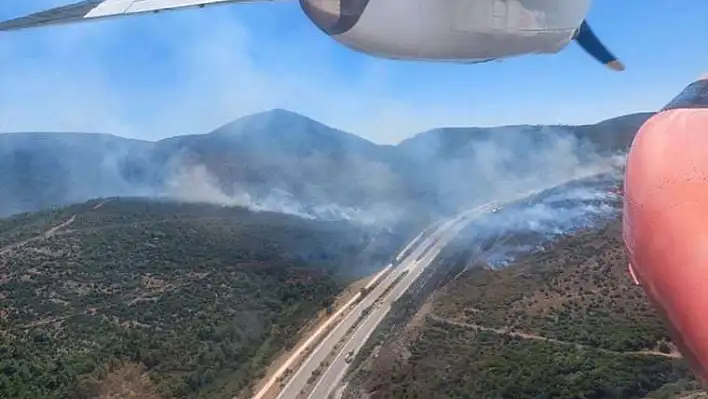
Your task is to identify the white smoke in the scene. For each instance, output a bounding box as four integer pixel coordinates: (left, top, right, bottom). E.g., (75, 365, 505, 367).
(157, 121, 631, 231)
(456, 171, 624, 268)
(165, 164, 254, 207)
(163, 163, 404, 227)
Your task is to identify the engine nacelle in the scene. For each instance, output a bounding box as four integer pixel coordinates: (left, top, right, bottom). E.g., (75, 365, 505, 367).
(1, 0, 621, 70)
(300, 0, 592, 63)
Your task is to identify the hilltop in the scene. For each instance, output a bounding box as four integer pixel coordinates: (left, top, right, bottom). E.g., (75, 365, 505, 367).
(0, 110, 652, 226)
(342, 214, 700, 399)
(0, 198, 392, 399)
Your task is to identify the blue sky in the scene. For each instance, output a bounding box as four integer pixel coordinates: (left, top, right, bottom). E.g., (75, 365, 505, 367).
(1, 0, 707, 144)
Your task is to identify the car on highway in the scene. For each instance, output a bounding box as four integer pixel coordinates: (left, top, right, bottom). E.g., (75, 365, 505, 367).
(345, 350, 355, 363)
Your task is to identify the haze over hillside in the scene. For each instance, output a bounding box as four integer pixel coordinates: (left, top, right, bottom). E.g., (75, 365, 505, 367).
(0, 110, 652, 229)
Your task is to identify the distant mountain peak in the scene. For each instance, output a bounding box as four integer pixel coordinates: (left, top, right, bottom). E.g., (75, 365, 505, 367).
(260, 108, 305, 118)
(241, 108, 308, 121)
(211, 108, 330, 137)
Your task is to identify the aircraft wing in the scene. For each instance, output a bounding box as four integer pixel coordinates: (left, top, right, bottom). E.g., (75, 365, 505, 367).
(0, 0, 274, 32)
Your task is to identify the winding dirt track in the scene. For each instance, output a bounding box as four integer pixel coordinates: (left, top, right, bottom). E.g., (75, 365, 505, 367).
(0, 200, 109, 257)
(0, 216, 77, 256)
(428, 315, 683, 359)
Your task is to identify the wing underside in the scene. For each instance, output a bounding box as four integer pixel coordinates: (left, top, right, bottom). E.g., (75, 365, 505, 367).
(0, 0, 272, 32)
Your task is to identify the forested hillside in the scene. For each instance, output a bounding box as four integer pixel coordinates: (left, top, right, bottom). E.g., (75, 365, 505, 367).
(0, 198, 377, 398)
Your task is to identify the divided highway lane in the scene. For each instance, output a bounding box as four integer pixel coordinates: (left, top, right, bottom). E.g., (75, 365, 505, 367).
(275, 266, 404, 399)
(393, 218, 447, 264)
(305, 204, 492, 399)
(249, 264, 392, 399)
(274, 206, 485, 399)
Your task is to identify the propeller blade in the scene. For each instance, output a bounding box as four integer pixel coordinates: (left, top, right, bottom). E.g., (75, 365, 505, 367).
(573, 20, 625, 71)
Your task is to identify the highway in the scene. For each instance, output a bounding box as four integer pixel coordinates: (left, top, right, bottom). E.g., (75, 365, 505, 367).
(305, 205, 490, 399)
(275, 202, 497, 399)
(249, 265, 392, 399)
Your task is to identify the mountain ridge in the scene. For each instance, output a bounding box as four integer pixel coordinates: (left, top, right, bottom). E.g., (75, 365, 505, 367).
(1, 109, 655, 146)
(0, 109, 653, 227)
